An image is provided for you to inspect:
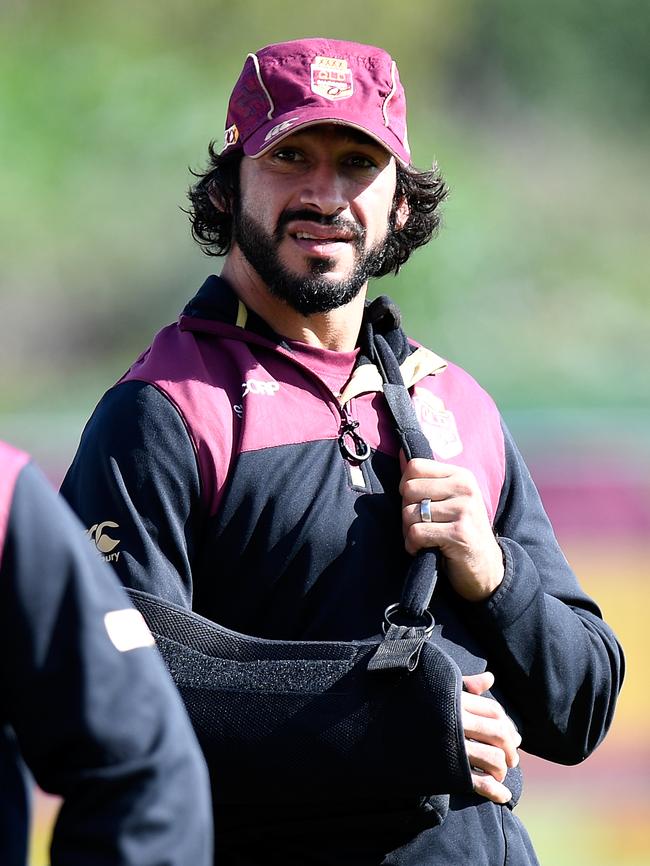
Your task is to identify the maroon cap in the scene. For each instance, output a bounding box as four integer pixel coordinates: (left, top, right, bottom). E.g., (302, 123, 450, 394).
(222, 38, 411, 166)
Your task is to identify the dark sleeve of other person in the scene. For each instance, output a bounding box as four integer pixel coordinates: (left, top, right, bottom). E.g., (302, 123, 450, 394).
(0, 457, 213, 866)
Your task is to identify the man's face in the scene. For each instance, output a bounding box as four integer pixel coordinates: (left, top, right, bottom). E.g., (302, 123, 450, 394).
(232, 125, 399, 315)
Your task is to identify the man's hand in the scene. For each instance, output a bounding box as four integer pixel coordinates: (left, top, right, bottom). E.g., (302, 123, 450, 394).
(462, 672, 521, 804)
(400, 457, 504, 602)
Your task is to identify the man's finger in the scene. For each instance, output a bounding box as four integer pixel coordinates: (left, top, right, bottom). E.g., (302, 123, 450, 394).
(463, 671, 495, 695)
(461, 710, 521, 769)
(403, 499, 448, 522)
(400, 457, 457, 481)
(398, 459, 457, 494)
(471, 769, 513, 805)
(465, 740, 508, 782)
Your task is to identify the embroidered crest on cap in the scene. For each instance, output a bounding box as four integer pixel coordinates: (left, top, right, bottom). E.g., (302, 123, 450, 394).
(224, 123, 240, 149)
(310, 56, 354, 101)
(413, 388, 464, 459)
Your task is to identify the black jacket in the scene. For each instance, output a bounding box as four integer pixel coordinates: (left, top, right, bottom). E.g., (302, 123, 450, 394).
(62, 278, 624, 865)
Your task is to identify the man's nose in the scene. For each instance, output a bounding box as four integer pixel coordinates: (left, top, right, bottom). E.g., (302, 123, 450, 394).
(299, 163, 349, 215)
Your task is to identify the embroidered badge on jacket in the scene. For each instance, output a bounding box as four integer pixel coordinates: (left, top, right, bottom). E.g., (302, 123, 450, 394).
(412, 388, 464, 459)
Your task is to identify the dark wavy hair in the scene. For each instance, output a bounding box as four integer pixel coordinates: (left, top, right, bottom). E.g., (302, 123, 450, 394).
(187, 142, 448, 277)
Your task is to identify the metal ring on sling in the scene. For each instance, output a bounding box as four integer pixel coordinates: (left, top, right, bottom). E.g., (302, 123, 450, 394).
(381, 602, 435, 636)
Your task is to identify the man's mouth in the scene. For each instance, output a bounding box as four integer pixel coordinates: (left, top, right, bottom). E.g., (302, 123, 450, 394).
(287, 222, 358, 255)
(294, 231, 349, 244)
(294, 231, 347, 241)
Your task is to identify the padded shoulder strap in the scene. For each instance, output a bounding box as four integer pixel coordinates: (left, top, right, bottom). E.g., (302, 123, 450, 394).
(371, 331, 440, 621)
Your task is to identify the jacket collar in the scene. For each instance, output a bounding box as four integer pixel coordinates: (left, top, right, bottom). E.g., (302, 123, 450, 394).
(181, 275, 447, 395)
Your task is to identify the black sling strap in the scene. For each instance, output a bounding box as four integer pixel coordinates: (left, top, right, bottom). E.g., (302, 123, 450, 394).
(364, 302, 443, 672)
(372, 331, 441, 620)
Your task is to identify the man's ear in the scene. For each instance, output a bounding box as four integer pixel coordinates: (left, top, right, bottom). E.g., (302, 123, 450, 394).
(394, 196, 409, 231)
(208, 187, 229, 213)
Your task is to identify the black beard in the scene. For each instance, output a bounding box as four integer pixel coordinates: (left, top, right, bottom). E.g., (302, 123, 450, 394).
(232, 206, 389, 316)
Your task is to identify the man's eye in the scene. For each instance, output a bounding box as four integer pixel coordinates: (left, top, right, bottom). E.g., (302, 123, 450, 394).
(273, 148, 302, 162)
(345, 155, 378, 169)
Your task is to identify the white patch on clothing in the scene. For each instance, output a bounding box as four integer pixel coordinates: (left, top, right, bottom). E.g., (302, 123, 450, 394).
(104, 609, 155, 652)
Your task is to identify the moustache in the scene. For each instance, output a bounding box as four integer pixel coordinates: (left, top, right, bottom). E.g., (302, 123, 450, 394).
(275, 209, 365, 244)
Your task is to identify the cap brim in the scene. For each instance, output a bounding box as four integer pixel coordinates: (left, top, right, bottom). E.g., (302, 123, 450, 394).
(242, 108, 411, 167)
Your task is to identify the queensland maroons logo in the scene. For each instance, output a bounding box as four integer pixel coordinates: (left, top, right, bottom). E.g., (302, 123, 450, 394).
(412, 388, 464, 459)
(310, 56, 354, 101)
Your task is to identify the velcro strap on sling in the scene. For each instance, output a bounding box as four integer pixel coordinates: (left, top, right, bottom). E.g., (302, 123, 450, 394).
(367, 623, 432, 673)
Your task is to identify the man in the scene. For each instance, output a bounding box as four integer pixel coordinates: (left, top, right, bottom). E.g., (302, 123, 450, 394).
(62, 38, 623, 865)
(0, 440, 213, 865)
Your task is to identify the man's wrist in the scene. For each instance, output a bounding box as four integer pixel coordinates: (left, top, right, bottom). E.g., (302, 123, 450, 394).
(450, 539, 506, 602)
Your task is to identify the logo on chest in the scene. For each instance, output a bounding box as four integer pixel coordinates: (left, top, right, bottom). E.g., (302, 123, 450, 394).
(87, 520, 121, 563)
(242, 378, 280, 397)
(412, 387, 464, 460)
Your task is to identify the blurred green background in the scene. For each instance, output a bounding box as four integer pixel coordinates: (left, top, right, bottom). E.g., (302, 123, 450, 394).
(1, 1, 648, 864)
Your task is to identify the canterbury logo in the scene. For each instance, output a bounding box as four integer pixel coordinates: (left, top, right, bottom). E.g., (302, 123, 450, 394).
(264, 118, 299, 143)
(87, 521, 121, 562)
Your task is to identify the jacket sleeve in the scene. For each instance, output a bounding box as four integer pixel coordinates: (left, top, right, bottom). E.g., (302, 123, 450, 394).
(61, 380, 203, 610)
(2, 459, 212, 866)
(465, 420, 624, 764)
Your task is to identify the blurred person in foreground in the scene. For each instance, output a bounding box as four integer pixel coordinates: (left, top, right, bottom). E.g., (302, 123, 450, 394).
(62, 37, 623, 866)
(0, 440, 212, 866)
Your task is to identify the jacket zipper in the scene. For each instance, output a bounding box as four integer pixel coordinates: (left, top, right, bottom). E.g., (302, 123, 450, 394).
(249, 345, 373, 468)
(182, 316, 373, 468)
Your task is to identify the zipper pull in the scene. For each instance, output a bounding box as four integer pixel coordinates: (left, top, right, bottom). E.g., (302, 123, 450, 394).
(338, 407, 371, 463)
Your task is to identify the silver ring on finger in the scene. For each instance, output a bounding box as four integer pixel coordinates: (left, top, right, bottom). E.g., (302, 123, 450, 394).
(419, 498, 432, 523)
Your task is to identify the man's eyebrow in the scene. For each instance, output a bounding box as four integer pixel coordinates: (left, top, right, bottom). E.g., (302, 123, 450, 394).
(338, 128, 384, 148)
(283, 126, 388, 151)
